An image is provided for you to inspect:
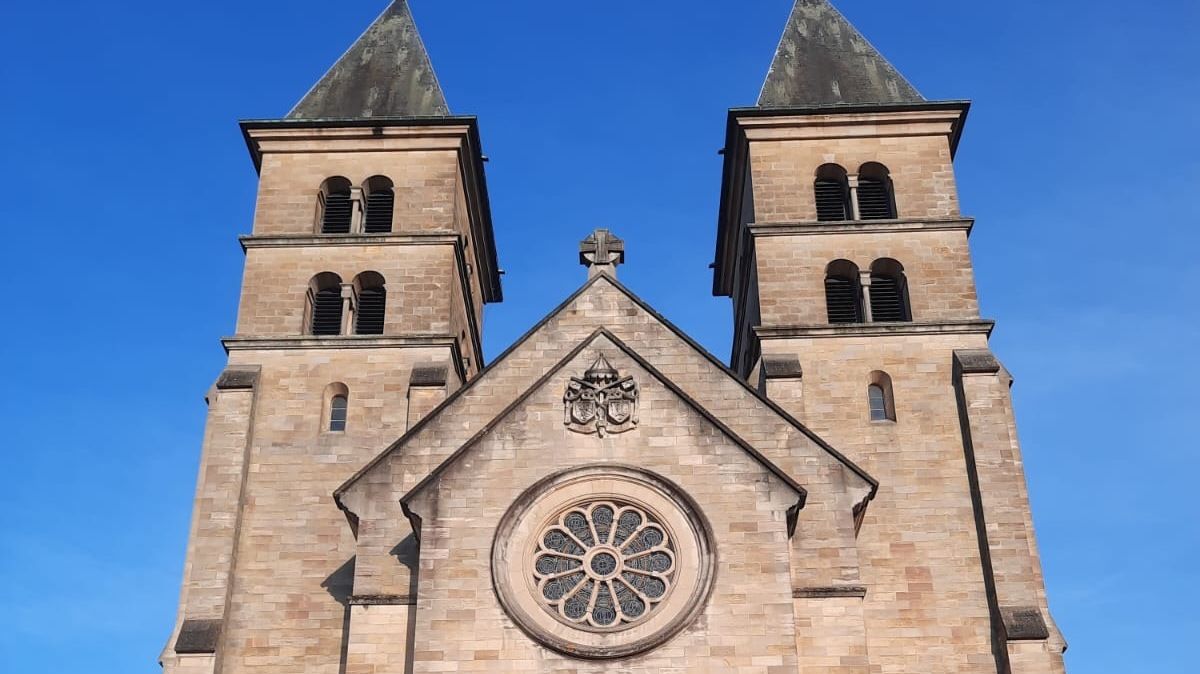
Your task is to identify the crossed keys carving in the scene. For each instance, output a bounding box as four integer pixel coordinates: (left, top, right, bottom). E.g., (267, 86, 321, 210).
(563, 355, 640, 437)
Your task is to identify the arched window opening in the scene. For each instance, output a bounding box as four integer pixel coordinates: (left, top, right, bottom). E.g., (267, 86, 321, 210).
(814, 164, 851, 222)
(825, 260, 863, 324)
(868, 371, 897, 422)
(330, 395, 348, 432)
(363, 176, 394, 234)
(869, 258, 911, 322)
(323, 383, 350, 433)
(857, 163, 896, 220)
(353, 271, 387, 336)
(319, 177, 354, 234)
(308, 272, 344, 336)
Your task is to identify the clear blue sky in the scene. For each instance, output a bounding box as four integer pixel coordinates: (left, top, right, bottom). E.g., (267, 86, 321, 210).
(1, 1, 1196, 671)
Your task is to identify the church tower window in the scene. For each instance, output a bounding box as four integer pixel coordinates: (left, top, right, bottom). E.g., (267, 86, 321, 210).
(353, 272, 387, 335)
(362, 176, 395, 234)
(825, 260, 864, 324)
(308, 272, 344, 336)
(868, 258, 911, 322)
(329, 395, 348, 432)
(856, 162, 897, 219)
(814, 164, 851, 221)
(868, 372, 897, 422)
(318, 177, 354, 234)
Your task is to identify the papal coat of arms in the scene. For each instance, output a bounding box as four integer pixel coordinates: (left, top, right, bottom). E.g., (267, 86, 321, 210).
(564, 354, 639, 437)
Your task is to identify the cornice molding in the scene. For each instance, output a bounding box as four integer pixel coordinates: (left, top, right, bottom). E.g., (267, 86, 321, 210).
(748, 217, 973, 237)
(756, 320, 994, 340)
(240, 232, 459, 250)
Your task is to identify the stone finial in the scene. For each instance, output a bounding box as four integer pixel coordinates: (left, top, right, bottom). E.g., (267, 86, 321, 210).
(579, 229, 625, 279)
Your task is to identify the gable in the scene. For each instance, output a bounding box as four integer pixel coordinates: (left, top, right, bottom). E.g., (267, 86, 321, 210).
(335, 274, 875, 523)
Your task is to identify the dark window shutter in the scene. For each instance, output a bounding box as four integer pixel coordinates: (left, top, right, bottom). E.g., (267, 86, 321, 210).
(857, 179, 895, 219)
(815, 180, 850, 221)
(363, 189, 394, 234)
(355, 287, 386, 335)
(311, 288, 344, 335)
(321, 192, 353, 234)
(825, 277, 862, 324)
(870, 275, 908, 322)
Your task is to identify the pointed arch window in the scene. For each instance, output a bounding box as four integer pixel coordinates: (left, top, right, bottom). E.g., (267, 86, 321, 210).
(308, 272, 344, 336)
(319, 177, 353, 234)
(353, 272, 387, 336)
(363, 176, 395, 234)
(857, 163, 897, 220)
(868, 372, 897, 422)
(825, 260, 864, 324)
(869, 258, 911, 322)
(814, 164, 851, 221)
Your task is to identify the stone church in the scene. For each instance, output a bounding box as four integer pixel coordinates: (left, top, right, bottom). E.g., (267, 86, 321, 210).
(161, 1, 1068, 672)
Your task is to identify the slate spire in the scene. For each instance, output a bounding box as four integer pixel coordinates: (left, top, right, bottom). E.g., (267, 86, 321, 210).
(288, 1, 450, 119)
(758, 0, 924, 108)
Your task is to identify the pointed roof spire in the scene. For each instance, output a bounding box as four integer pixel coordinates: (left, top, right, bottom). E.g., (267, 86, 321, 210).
(758, 0, 924, 108)
(288, 1, 450, 119)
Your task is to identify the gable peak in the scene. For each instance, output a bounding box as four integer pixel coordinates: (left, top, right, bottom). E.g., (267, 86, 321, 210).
(288, 1, 450, 120)
(758, 0, 924, 108)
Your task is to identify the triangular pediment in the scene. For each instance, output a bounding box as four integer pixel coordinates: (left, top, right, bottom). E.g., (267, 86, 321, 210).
(335, 274, 875, 522)
(400, 329, 808, 512)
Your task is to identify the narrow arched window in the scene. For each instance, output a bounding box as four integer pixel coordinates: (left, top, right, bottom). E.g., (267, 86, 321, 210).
(363, 176, 394, 234)
(857, 162, 896, 220)
(868, 372, 897, 422)
(330, 395, 348, 432)
(308, 272, 344, 336)
(353, 272, 387, 336)
(869, 258, 911, 322)
(825, 259, 863, 324)
(319, 177, 353, 234)
(814, 164, 851, 221)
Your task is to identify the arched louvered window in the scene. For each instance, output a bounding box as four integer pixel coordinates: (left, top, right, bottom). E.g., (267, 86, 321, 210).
(308, 272, 344, 336)
(353, 272, 387, 336)
(814, 164, 851, 222)
(868, 371, 897, 422)
(330, 395, 348, 432)
(319, 177, 353, 234)
(857, 162, 897, 220)
(363, 176, 394, 234)
(825, 260, 864, 324)
(869, 258, 911, 322)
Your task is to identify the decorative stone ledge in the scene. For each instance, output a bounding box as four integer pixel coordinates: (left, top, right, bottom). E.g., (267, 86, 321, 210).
(762, 356, 803, 380)
(748, 216, 974, 237)
(215, 368, 260, 390)
(240, 232, 460, 250)
(175, 619, 221, 655)
(349, 594, 416, 606)
(793, 586, 868, 599)
(410, 365, 449, 387)
(757, 320, 994, 340)
(222, 335, 458, 352)
(1002, 606, 1050, 641)
(954, 349, 1003, 375)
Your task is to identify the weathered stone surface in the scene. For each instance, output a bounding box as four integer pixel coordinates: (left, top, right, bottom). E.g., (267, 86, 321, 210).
(174, 619, 221, 655)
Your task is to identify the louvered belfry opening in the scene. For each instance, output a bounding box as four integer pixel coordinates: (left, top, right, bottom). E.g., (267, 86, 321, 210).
(869, 259, 910, 322)
(825, 260, 863, 324)
(857, 163, 896, 220)
(363, 177, 394, 234)
(320, 177, 354, 234)
(815, 164, 851, 221)
(355, 287, 386, 335)
(311, 288, 344, 335)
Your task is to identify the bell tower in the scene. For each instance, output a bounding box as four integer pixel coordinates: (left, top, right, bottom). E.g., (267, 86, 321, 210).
(161, 2, 501, 672)
(713, 1, 1067, 671)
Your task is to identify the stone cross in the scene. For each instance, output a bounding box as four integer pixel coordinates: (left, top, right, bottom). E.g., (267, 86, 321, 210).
(579, 229, 626, 279)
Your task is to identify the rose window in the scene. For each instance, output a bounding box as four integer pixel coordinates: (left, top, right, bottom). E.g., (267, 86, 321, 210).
(534, 501, 675, 628)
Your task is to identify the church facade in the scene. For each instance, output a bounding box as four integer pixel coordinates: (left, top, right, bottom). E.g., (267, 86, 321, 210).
(161, 2, 1068, 672)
